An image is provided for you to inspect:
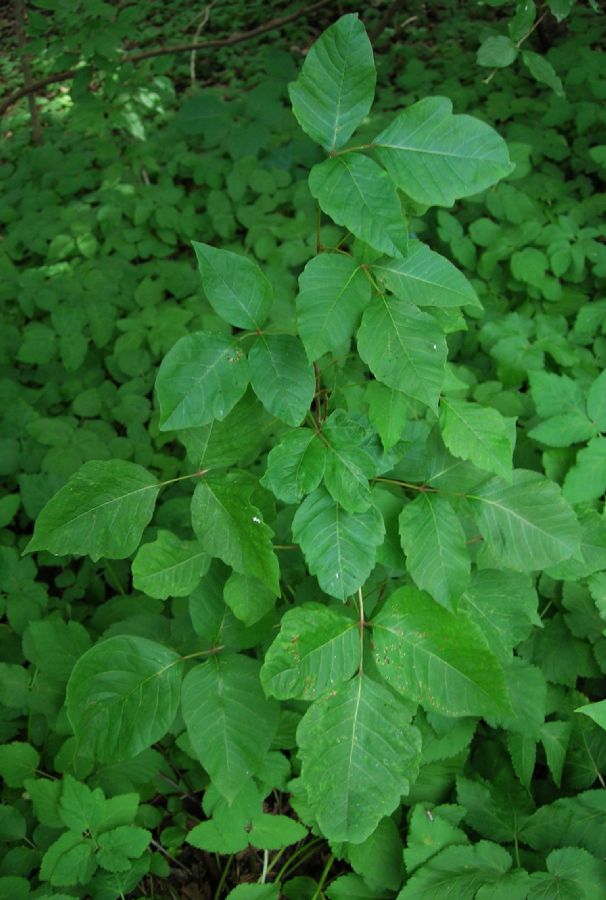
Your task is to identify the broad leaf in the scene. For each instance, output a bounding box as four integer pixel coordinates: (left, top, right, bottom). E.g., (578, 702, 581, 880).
(439, 398, 516, 481)
(26, 460, 160, 561)
(248, 334, 315, 427)
(289, 13, 375, 152)
(261, 428, 326, 504)
(291, 488, 385, 600)
(373, 96, 512, 207)
(39, 832, 96, 887)
(527, 848, 606, 899)
(372, 586, 510, 717)
(357, 296, 447, 412)
(223, 571, 276, 626)
(0, 742, 39, 788)
(156, 332, 249, 431)
(372, 241, 480, 309)
(469, 470, 581, 571)
(296, 253, 370, 362)
(323, 410, 376, 512)
(297, 675, 421, 842)
(182, 654, 279, 802)
(261, 602, 359, 700)
(193, 242, 272, 329)
(309, 154, 407, 257)
(576, 700, 606, 734)
(477, 36, 518, 68)
(398, 841, 513, 898)
(66, 635, 182, 762)
(563, 438, 606, 504)
(132, 530, 210, 600)
(399, 493, 470, 611)
(191, 476, 280, 595)
(459, 570, 540, 661)
(366, 381, 410, 451)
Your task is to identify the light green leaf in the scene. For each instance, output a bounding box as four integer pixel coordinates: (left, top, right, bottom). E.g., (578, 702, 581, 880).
(529, 370, 586, 418)
(469, 470, 581, 571)
(26, 460, 160, 561)
(397, 841, 513, 899)
(132, 530, 210, 600)
(223, 571, 276, 626)
(39, 832, 96, 887)
(22, 618, 91, 685)
(297, 675, 421, 842)
(309, 154, 407, 257)
(261, 602, 359, 700)
(399, 494, 470, 611)
(348, 816, 404, 891)
(59, 775, 106, 835)
(187, 817, 249, 854)
(296, 254, 371, 362)
(288, 13, 375, 152)
(440, 398, 516, 481)
(96, 825, 152, 872)
(323, 410, 376, 512)
(291, 488, 385, 600)
(366, 381, 409, 451)
(563, 438, 606, 504)
(404, 804, 468, 874)
(261, 428, 326, 505)
(248, 334, 315, 427)
(248, 814, 308, 850)
(521, 790, 606, 857)
(372, 241, 480, 309)
(191, 476, 280, 595)
(373, 96, 512, 207)
(357, 296, 447, 412)
(0, 742, 40, 788)
(193, 241, 272, 329)
(522, 50, 565, 98)
(372, 586, 510, 717)
(477, 36, 518, 68)
(540, 721, 572, 787)
(226, 884, 280, 900)
(459, 570, 540, 661)
(182, 654, 279, 802)
(456, 774, 533, 844)
(528, 414, 595, 448)
(587, 371, 606, 431)
(576, 701, 606, 733)
(66, 635, 183, 762)
(527, 847, 606, 898)
(156, 332, 250, 431)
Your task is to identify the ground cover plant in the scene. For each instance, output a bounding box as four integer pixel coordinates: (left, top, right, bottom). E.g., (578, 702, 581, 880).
(1, 1, 606, 897)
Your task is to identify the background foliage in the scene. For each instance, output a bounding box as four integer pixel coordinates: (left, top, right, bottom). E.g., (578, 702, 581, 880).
(1, 1, 606, 898)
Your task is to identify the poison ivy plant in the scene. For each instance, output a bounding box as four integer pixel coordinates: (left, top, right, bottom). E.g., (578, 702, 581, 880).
(2, 2, 606, 897)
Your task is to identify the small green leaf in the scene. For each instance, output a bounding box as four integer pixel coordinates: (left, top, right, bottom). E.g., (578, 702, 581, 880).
(248, 814, 308, 850)
(132, 530, 210, 600)
(0, 742, 40, 788)
(522, 50, 565, 97)
(182, 654, 279, 802)
(372, 241, 480, 309)
(248, 334, 315, 427)
(26, 460, 160, 561)
(399, 493, 470, 611)
(40, 832, 96, 887)
(289, 13, 375, 152)
(563, 438, 606, 505)
(357, 296, 447, 412)
(587, 371, 606, 431)
(576, 701, 606, 733)
(527, 847, 606, 898)
(296, 254, 371, 362)
(261, 429, 326, 505)
(439, 398, 516, 481)
(373, 97, 513, 207)
(193, 241, 272, 329)
(96, 825, 152, 872)
(66, 635, 183, 763)
(191, 476, 280, 595)
(223, 571, 276, 626)
(309, 154, 407, 258)
(59, 775, 106, 835)
(297, 675, 421, 843)
(292, 488, 385, 600)
(398, 841, 513, 898)
(156, 332, 250, 431)
(372, 586, 511, 717)
(323, 411, 376, 512)
(261, 602, 359, 700)
(366, 381, 409, 451)
(477, 36, 518, 68)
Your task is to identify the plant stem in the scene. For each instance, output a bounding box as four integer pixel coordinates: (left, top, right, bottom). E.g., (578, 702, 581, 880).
(104, 558, 127, 596)
(373, 476, 438, 492)
(311, 853, 334, 900)
(214, 854, 233, 899)
(358, 587, 365, 677)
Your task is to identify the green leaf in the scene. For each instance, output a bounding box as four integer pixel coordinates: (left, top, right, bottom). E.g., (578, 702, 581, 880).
(248, 814, 308, 850)
(373, 97, 512, 207)
(576, 701, 606, 733)
(261, 602, 359, 700)
(291, 488, 385, 600)
(25, 460, 160, 561)
(59, 775, 105, 835)
(521, 790, 606, 857)
(40, 832, 96, 887)
(226, 884, 280, 900)
(323, 410, 376, 512)
(527, 847, 606, 898)
(540, 721, 572, 787)
(191, 476, 280, 595)
(132, 530, 210, 600)
(261, 428, 326, 505)
(296, 254, 371, 362)
(0, 742, 39, 788)
(24, 778, 62, 828)
(372, 586, 511, 717)
(182, 654, 279, 802)
(96, 825, 152, 872)
(156, 332, 250, 431)
(366, 381, 409, 451)
(439, 398, 516, 481)
(309, 154, 407, 258)
(404, 804, 468, 874)
(397, 841, 513, 898)
(223, 571, 276, 626)
(469, 470, 581, 571)
(66, 635, 183, 762)
(288, 13, 375, 152)
(587, 371, 606, 431)
(456, 775, 533, 844)
(399, 494, 470, 611)
(522, 50, 565, 98)
(23, 618, 91, 684)
(0, 804, 26, 842)
(372, 241, 480, 309)
(563, 438, 606, 504)
(193, 241, 272, 329)
(248, 334, 315, 426)
(477, 36, 518, 68)
(348, 816, 404, 891)
(357, 296, 447, 412)
(528, 414, 595, 448)
(459, 570, 540, 661)
(297, 675, 421, 842)
(327, 874, 391, 898)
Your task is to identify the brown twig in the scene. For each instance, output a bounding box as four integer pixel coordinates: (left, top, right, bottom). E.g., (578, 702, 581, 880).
(13, 0, 42, 142)
(1, 0, 333, 116)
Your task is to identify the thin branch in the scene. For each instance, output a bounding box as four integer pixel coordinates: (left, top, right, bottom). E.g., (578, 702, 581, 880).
(190, 2, 215, 88)
(1, 0, 332, 116)
(13, 0, 43, 143)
